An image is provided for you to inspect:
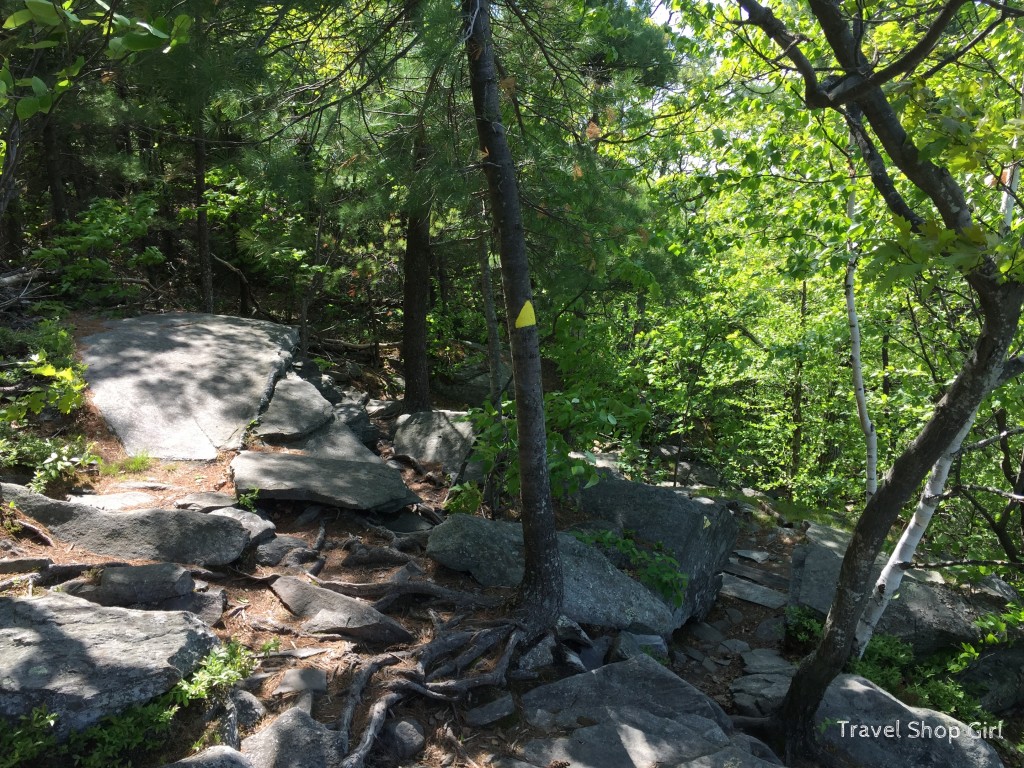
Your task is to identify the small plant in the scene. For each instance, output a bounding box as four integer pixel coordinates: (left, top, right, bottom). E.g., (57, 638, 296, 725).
(0, 641, 258, 768)
(1, 503, 22, 536)
(443, 483, 483, 515)
(259, 638, 281, 656)
(98, 453, 153, 477)
(236, 489, 259, 512)
(575, 529, 688, 607)
(784, 604, 824, 653)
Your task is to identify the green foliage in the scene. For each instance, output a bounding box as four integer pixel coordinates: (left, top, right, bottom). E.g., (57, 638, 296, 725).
(0, 641, 257, 768)
(784, 605, 824, 654)
(443, 482, 483, 515)
(574, 528, 688, 606)
(97, 453, 153, 477)
(235, 489, 259, 512)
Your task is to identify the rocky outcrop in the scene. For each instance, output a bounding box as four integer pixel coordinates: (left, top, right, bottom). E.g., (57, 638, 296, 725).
(3, 484, 250, 566)
(79, 312, 298, 460)
(230, 453, 419, 514)
(0, 593, 218, 739)
(579, 474, 738, 625)
(427, 515, 676, 634)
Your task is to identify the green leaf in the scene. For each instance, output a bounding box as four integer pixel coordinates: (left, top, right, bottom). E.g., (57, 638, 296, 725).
(29, 76, 47, 96)
(15, 95, 40, 120)
(23, 39, 60, 49)
(25, 0, 61, 26)
(118, 31, 164, 52)
(3, 9, 34, 28)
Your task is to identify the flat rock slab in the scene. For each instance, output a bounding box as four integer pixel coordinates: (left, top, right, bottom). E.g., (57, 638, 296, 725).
(241, 706, 342, 768)
(3, 483, 249, 566)
(162, 746, 254, 768)
(271, 576, 413, 646)
(427, 515, 676, 634)
(66, 491, 157, 510)
(515, 655, 781, 768)
(96, 563, 194, 605)
(719, 573, 787, 609)
(231, 453, 419, 514)
(276, 419, 381, 464)
(0, 592, 217, 739)
(817, 674, 1004, 768)
(210, 507, 276, 547)
(579, 474, 738, 626)
(255, 374, 333, 440)
(79, 312, 297, 460)
(175, 492, 239, 511)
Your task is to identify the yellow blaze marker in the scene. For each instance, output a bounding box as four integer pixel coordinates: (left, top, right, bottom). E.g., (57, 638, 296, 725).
(514, 300, 536, 328)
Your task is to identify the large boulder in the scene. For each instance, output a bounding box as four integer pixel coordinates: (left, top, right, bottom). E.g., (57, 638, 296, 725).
(426, 515, 676, 634)
(254, 373, 334, 441)
(578, 475, 738, 625)
(79, 312, 297, 460)
(0, 593, 218, 739)
(241, 708, 341, 768)
(510, 655, 782, 768)
(276, 420, 381, 464)
(271, 576, 413, 646)
(230, 453, 419, 514)
(393, 410, 475, 477)
(817, 674, 1004, 768)
(3, 484, 250, 566)
(791, 523, 991, 654)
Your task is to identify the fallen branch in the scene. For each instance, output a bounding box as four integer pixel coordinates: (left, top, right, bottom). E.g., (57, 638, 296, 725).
(13, 519, 54, 546)
(336, 654, 403, 753)
(341, 691, 405, 768)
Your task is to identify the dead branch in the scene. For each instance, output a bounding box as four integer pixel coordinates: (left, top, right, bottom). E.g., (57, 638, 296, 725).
(341, 691, 405, 768)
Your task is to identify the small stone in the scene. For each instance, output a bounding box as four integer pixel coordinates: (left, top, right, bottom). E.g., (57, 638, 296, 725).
(273, 668, 328, 696)
(701, 657, 720, 674)
(174, 492, 239, 511)
(689, 621, 725, 646)
(754, 616, 785, 642)
(724, 607, 744, 625)
(734, 549, 771, 563)
(384, 718, 426, 759)
(230, 689, 267, 730)
(465, 695, 516, 727)
(720, 638, 751, 655)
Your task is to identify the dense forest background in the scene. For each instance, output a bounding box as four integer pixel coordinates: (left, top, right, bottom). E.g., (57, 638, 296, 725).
(5, 0, 1024, 761)
(3, 0, 1024, 650)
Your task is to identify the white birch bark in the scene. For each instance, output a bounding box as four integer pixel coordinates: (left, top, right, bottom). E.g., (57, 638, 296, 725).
(853, 414, 977, 657)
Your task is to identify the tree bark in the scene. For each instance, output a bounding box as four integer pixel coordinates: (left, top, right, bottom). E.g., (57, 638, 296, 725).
(402, 134, 433, 413)
(463, 0, 562, 634)
(194, 127, 214, 313)
(42, 119, 68, 224)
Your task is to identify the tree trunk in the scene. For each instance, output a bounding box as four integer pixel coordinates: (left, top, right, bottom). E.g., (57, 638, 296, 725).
(463, 0, 562, 635)
(778, 277, 1024, 759)
(42, 119, 68, 224)
(402, 135, 433, 413)
(194, 127, 213, 313)
(0, 117, 22, 221)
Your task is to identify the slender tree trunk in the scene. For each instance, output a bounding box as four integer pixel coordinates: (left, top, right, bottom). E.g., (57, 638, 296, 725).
(42, 119, 68, 224)
(463, 0, 562, 634)
(0, 117, 23, 221)
(402, 135, 433, 413)
(854, 414, 976, 657)
(478, 210, 503, 407)
(846, 258, 877, 500)
(778, 276, 1024, 760)
(194, 126, 213, 313)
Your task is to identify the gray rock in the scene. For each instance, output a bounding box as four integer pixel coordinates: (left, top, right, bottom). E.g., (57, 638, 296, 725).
(0, 592, 218, 739)
(114, 481, 174, 491)
(579, 474, 737, 626)
(791, 523, 989, 654)
(956, 647, 1024, 713)
(427, 515, 676, 634)
(95, 563, 194, 606)
(156, 589, 227, 626)
(734, 549, 771, 563)
(273, 668, 327, 696)
(271, 576, 413, 645)
(277, 420, 381, 464)
(255, 374, 334, 440)
(161, 746, 254, 768)
(254, 536, 313, 566)
(729, 673, 793, 716)
(175, 492, 240, 512)
(210, 507, 277, 547)
(383, 717, 426, 759)
(818, 674, 1004, 768)
(754, 617, 785, 642)
(366, 399, 402, 418)
(720, 638, 751, 654)
(66, 491, 157, 510)
(578, 636, 613, 670)
(513, 633, 558, 678)
(393, 410, 475, 476)
(230, 689, 268, 730)
(3, 484, 249, 566)
(689, 621, 726, 646)
(241, 707, 342, 768)
(80, 312, 297, 460)
(0, 557, 51, 574)
(465, 694, 516, 727)
(719, 573, 787, 609)
(333, 404, 377, 447)
(231, 453, 419, 514)
(521, 654, 732, 734)
(741, 648, 795, 676)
